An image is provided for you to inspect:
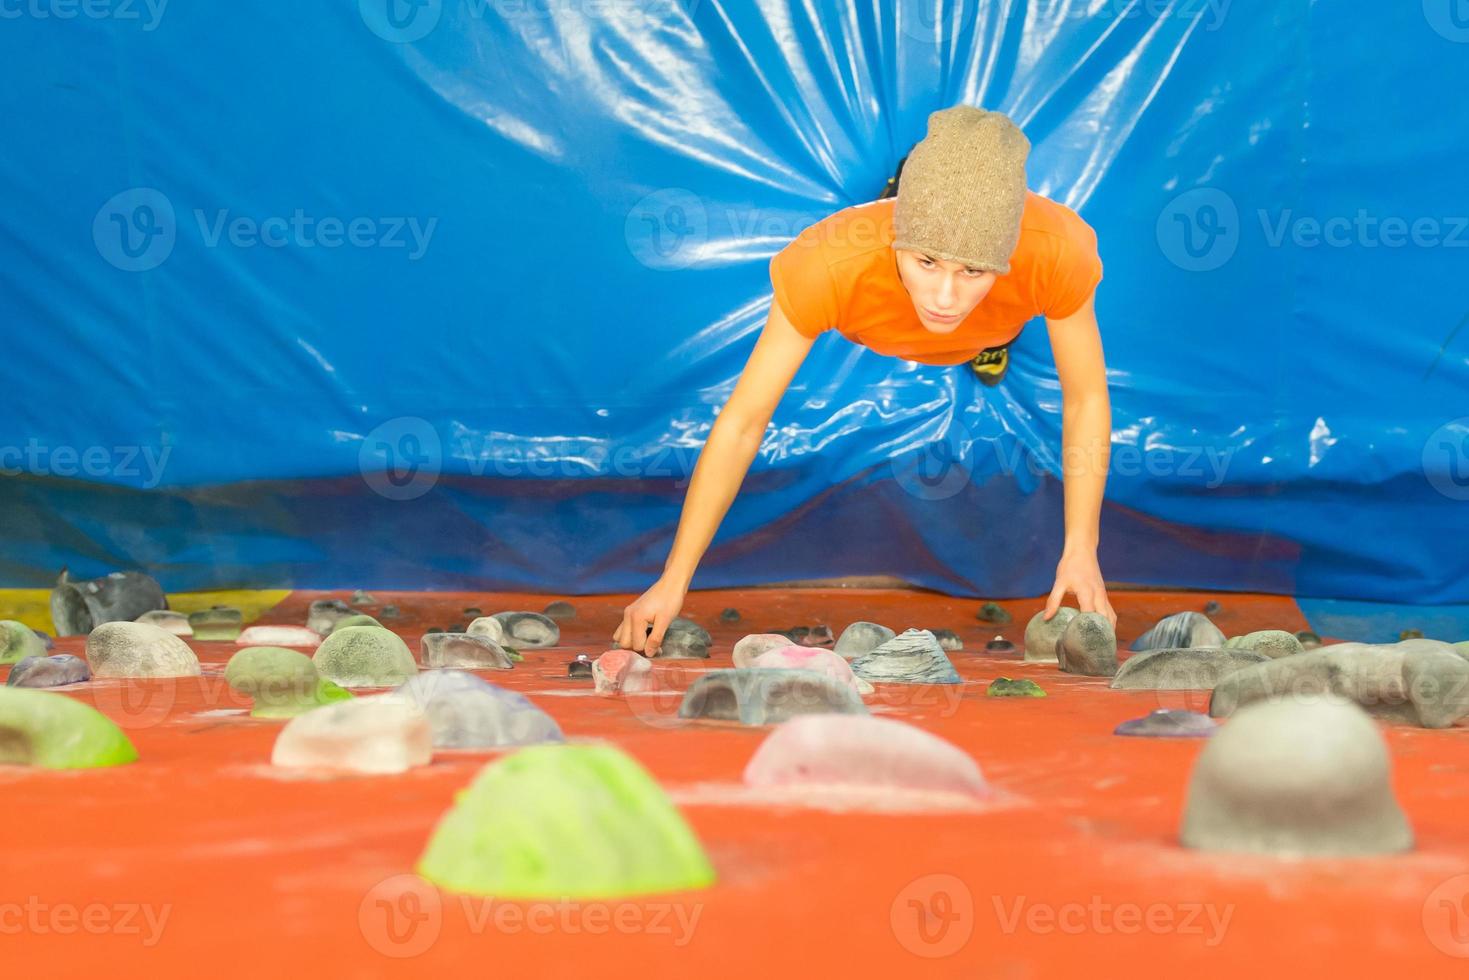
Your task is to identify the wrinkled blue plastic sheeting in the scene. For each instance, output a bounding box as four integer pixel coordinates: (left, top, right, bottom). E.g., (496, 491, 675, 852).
(0, 2, 1465, 601)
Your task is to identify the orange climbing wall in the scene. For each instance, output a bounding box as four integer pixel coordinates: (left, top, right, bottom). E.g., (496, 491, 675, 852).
(5, 588, 1469, 979)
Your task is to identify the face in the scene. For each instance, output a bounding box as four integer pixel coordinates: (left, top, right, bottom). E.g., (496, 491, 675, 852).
(894, 248, 998, 333)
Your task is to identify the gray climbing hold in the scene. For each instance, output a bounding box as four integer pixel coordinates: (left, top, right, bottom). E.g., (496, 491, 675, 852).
(1110, 647, 1269, 690)
(654, 621, 710, 659)
(849, 629, 961, 685)
(930, 629, 963, 651)
(832, 621, 896, 659)
(85, 621, 201, 678)
(985, 636, 1017, 655)
(306, 599, 359, 636)
(135, 609, 193, 636)
(379, 605, 401, 619)
(1132, 611, 1225, 651)
(567, 655, 593, 678)
(312, 625, 418, 689)
(1203, 600, 1222, 616)
(677, 669, 868, 725)
(1114, 709, 1216, 738)
(976, 601, 1011, 625)
(1180, 697, 1412, 856)
(6, 654, 90, 688)
(719, 608, 741, 624)
(543, 600, 576, 621)
(1296, 630, 1322, 649)
(33, 630, 53, 651)
(387, 671, 564, 748)
(1224, 630, 1304, 659)
(351, 589, 376, 606)
(492, 612, 560, 648)
(1023, 608, 1076, 663)
(1209, 638, 1469, 729)
(49, 569, 167, 636)
(466, 615, 508, 645)
(1056, 613, 1118, 677)
(420, 632, 513, 670)
(2, 621, 48, 665)
(799, 625, 834, 647)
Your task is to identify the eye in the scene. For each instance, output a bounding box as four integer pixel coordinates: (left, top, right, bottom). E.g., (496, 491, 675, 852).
(918, 257, 936, 268)
(963, 268, 984, 277)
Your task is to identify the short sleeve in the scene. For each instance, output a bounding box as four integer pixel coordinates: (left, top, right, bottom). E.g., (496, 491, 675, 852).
(769, 229, 839, 338)
(1042, 216, 1103, 320)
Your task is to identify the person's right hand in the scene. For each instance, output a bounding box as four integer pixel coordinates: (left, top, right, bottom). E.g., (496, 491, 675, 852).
(613, 576, 688, 655)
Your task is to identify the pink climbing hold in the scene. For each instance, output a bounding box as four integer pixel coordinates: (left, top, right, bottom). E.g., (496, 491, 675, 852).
(749, 645, 873, 695)
(592, 649, 663, 695)
(744, 714, 989, 798)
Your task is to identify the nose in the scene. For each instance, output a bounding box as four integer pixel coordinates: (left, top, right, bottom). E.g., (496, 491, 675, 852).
(935, 274, 956, 310)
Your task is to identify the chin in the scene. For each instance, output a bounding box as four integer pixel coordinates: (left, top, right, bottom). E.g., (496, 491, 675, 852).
(920, 319, 962, 335)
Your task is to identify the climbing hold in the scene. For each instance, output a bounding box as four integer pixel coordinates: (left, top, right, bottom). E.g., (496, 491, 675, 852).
(331, 614, 383, 632)
(312, 625, 418, 689)
(135, 609, 193, 636)
(849, 630, 961, 685)
(1203, 600, 1222, 616)
(733, 633, 794, 667)
(542, 600, 576, 621)
(987, 677, 1045, 697)
(930, 628, 963, 651)
(985, 636, 1017, 655)
(1023, 608, 1076, 663)
(719, 608, 741, 623)
(388, 672, 563, 749)
(592, 649, 660, 695)
(187, 607, 243, 642)
(2, 621, 48, 665)
(416, 744, 716, 898)
(1114, 708, 1216, 738)
(744, 714, 988, 798)
(6, 655, 90, 689)
(85, 622, 201, 678)
(306, 599, 359, 636)
(567, 655, 593, 678)
(1110, 647, 1268, 690)
(1224, 629, 1304, 659)
(1180, 697, 1412, 856)
(749, 645, 874, 695)
(799, 625, 835, 647)
(976, 601, 1012, 625)
(0, 687, 138, 768)
(832, 622, 896, 659)
(379, 605, 401, 620)
(420, 632, 513, 670)
(271, 698, 431, 773)
(492, 612, 560, 648)
(1056, 613, 1118, 677)
(49, 569, 167, 636)
(466, 616, 507, 644)
(654, 620, 710, 660)
(225, 646, 352, 718)
(235, 625, 323, 648)
(1132, 611, 1225, 651)
(351, 589, 376, 606)
(1400, 628, 1425, 641)
(1295, 630, 1322, 649)
(1209, 639, 1469, 729)
(678, 669, 868, 725)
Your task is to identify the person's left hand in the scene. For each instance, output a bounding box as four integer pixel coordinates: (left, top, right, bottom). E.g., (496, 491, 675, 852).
(1044, 550, 1116, 629)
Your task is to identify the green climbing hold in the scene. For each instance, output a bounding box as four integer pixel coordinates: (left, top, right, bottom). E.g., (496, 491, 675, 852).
(313, 626, 418, 688)
(2, 621, 48, 665)
(225, 647, 355, 718)
(332, 614, 385, 632)
(501, 644, 523, 663)
(188, 607, 243, 642)
(0, 687, 138, 768)
(417, 744, 716, 899)
(987, 677, 1046, 698)
(1453, 641, 1469, 661)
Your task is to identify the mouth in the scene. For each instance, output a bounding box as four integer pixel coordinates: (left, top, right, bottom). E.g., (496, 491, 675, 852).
(922, 308, 962, 324)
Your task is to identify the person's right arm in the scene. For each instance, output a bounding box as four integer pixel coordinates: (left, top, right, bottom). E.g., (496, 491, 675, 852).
(613, 301, 817, 654)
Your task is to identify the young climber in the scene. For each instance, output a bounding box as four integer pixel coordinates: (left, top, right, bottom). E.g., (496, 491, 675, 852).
(614, 106, 1115, 655)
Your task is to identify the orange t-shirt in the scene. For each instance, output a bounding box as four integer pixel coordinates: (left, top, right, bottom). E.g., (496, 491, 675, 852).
(768, 192, 1102, 365)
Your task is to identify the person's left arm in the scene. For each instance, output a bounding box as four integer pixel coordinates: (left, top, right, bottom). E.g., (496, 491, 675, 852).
(1041, 290, 1116, 627)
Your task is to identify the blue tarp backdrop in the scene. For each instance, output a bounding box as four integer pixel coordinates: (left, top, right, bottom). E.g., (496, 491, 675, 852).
(1, 1, 1465, 600)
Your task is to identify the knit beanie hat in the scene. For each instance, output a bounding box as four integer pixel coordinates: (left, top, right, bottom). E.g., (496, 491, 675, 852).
(892, 107, 1031, 274)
